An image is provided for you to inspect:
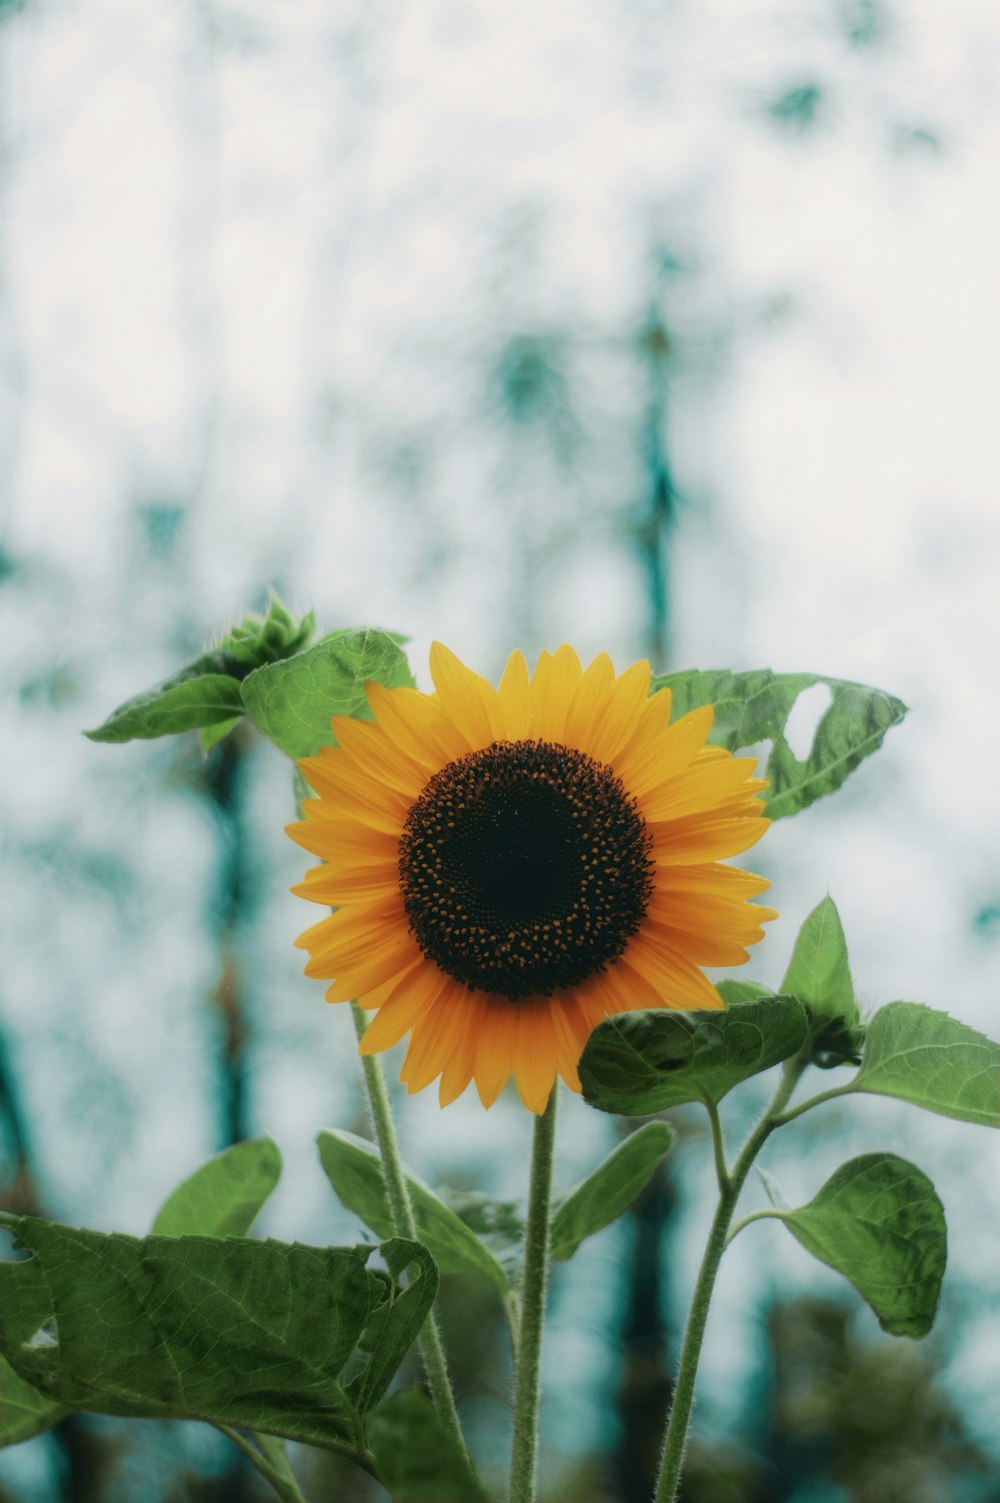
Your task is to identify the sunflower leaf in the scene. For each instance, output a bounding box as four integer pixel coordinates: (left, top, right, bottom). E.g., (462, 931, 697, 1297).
(649, 668, 906, 820)
(347, 1239, 439, 1413)
(715, 980, 772, 1005)
(0, 1356, 67, 1447)
(579, 996, 808, 1116)
(85, 666, 245, 743)
(317, 1130, 511, 1296)
(367, 1388, 491, 1502)
(242, 628, 415, 760)
(852, 1002, 1000, 1127)
(0, 1215, 421, 1450)
(151, 1137, 282, 1238)
(199, 715, 243, 752)
(768, 1153, 947, 1337)
(781, 897, 860, 1029)
(550, 1122, 675, 1260)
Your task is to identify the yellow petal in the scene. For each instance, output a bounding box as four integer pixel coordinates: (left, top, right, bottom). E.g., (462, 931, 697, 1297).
(497, 650, 533, 739)
(429, 642, 506, 748)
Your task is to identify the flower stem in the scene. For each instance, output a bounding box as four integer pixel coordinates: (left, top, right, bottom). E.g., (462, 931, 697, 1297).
(653, 1057, 807, 1503)
(510, 1088, 558, 1503)
(350, 1002, 468, 1462)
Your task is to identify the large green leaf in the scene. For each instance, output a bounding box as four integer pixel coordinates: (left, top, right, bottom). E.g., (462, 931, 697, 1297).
(550, 1123, 675, 1260)
(151, 1137, 283, 1238)
(650, 668, 906, 820)
(242, 628, 415, 760)
(781, 897, 859, 1029)
(0, 1216, 430, 1450)
(771, 1153, 947, 1337)
(853, 1003, 1000, 1127)
(579, 996, 807, 1116)
(368, 1388, 491, 1503)
(0, 1356, 66, 1447)
(317, 1130, 510, 1296)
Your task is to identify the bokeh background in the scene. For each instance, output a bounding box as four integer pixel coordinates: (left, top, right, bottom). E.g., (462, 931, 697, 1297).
(2, 0, 1000, 1498)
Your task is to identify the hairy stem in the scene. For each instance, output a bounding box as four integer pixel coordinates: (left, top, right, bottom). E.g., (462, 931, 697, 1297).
(510, 1089, 558, 1503)
(704, 1097, 730, 1193)
(350, 1002, 468, 1461)
(770, 1080, 858, 1127)
(653, 1056, 807, 1503)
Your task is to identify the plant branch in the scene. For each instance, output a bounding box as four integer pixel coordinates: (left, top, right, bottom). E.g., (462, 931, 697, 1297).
(703, 1097, 730, 1193)
(770, 1080, 859, 1127)
(725, 1207, 785, 1247)
(653, 1053, 808, 1503)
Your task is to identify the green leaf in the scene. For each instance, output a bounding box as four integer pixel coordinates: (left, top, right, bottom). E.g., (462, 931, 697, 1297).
(0, 1216, 423, 1450)
(85, 598, 319, 746)
(580, 996, 808, 1116)
(199, 716, 242, 752)
(368, 1388, 491, 1502)
(853, 1002, 1000, 1127)
(550, 1122, 675, 1260)
(715, 979, 772, 1006)
(242, 628, 415, 760)
(772, 1153, 947, 1337)
(347, 1238, 438, 1414)
(85, 668, 245, 743)
(438, 1190, 524, 1286)
(781, 897, 859, 1028)
(317, 1130, 510, 1296)
(151, 1137, 283, 1238)
(0, 1356, 67, 1447)
(650, 668, 907, 820)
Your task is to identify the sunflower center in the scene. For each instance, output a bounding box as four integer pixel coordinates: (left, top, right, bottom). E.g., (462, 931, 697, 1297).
(397, 739, 653, 1000)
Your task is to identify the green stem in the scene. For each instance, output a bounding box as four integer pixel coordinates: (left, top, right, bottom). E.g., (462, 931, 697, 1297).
(350, 1002, 468, 1462)
(510, 1089, 558, 1503)
(217, 1427, 309, 1503)
(770, 1080, 858, 1127)
(703, 1097, 730, 1193)
(725, 1207, 784, 1246)
(653, 1056, 808, 1503)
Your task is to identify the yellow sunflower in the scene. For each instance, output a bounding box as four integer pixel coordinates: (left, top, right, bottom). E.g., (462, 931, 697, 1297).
(288, 644, 776, 1114)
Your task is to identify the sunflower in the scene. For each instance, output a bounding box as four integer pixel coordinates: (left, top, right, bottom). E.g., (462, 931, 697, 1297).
(288, 644, 776, 1113)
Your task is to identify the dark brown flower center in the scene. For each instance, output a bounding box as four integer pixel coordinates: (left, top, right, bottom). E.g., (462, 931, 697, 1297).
(397, 739, 653, 1000)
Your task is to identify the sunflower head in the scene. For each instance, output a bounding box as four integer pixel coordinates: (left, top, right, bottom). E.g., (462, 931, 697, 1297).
(288, 644, 776, 1113)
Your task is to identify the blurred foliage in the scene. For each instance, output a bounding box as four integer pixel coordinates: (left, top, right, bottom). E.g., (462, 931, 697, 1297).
(762, 1297, 995, 1503)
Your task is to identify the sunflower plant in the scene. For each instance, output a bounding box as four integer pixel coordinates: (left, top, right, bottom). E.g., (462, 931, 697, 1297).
(2, 602, 998, 1503)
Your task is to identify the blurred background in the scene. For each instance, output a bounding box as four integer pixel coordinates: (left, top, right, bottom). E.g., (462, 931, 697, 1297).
(2, 0, 1000, 1498)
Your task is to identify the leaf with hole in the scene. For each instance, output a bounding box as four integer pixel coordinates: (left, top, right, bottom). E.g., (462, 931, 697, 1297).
(650, 668, 906, 819)
(580, 995, 807, 1116)
(347, 1238, 439, 1414)
(0, 1216, 432, 1449)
